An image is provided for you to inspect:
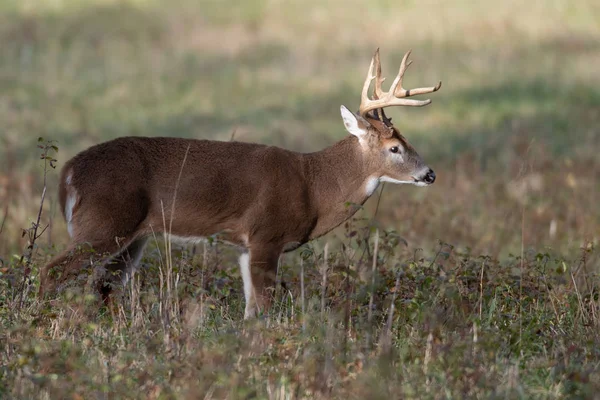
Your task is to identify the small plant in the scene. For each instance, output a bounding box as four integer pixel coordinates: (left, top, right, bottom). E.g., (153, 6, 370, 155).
(13, 138, 58, 310)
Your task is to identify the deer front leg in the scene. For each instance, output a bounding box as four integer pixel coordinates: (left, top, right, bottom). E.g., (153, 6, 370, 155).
(239, 245, 280, 319)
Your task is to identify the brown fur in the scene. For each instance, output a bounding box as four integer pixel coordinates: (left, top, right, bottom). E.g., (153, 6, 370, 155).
(40, 114, 433, 316)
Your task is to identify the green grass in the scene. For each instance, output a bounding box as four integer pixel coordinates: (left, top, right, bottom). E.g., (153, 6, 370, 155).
(1, 0, 599, 398)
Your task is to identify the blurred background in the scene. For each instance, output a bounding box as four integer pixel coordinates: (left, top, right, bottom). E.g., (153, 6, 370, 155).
(0, 0, 598, 259)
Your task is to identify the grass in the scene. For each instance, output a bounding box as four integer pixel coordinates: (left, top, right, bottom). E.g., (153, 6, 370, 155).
(2, 235, 599, 398)
(0, 0, 599, 398)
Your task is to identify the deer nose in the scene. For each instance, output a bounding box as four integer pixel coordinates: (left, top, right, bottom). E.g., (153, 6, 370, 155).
(423, 168, 436, 184)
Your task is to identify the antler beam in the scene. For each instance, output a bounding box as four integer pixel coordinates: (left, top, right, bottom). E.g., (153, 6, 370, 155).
(359, 48, 442, 118)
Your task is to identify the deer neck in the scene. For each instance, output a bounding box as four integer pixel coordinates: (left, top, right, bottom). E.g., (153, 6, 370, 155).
(303, 136, 378, 239)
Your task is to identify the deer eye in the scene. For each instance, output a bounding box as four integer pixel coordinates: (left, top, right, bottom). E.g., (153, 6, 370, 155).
(390, 146, 399, 154)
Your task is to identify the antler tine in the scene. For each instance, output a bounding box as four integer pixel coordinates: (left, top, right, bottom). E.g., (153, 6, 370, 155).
(358, 49, 442, 118)
(394, 51, 441, 98)
(359, 50, 377, 115)
(373, 49, 385, 100)
(387, 50, 412, 98)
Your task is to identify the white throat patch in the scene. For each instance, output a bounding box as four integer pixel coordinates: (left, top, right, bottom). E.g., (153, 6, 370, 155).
(364, 177, 380, 196)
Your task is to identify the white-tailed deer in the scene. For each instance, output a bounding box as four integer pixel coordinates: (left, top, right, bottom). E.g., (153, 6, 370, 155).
(40, 49, 441, 318)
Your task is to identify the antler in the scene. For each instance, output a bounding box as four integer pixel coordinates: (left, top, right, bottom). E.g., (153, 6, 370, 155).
(359, 48, 442, 118)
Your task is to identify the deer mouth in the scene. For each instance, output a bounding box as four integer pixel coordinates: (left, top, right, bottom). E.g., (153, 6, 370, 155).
(411, 178, 430, 187)
(411, 168, 436, 186)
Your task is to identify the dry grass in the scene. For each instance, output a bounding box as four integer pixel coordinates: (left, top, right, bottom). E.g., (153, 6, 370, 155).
(1, 0, 600, 398)
(3, 234, 600, 398)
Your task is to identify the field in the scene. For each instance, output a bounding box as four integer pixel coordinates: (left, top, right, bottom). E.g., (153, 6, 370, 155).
(1, 0, 600, 398)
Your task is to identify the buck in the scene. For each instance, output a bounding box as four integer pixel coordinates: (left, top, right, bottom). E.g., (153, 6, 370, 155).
(40, 49, 441, 318)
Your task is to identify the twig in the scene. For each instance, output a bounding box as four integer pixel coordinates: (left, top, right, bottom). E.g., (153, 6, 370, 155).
(367, 228, 379, 349)
(0, 203, 8, 238)
(478, 258, 486, 320)
(300, 257, 306, 333)
(229, 127, 238, 142)
(380, 266, 402, 353)
(320, 243, 329, 319)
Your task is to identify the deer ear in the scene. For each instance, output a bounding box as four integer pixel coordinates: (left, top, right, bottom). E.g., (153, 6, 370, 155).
(340, 105, 371, 139)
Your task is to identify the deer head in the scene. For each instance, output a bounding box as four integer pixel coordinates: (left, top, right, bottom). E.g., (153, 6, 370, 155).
(340, 49, 441, 187)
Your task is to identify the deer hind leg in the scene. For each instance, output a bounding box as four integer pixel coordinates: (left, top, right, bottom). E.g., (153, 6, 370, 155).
(39, 246, 77, 297)
(39, 238, 134, 298)
(240, 245, 281, 319)
(41, 174, 150, 300)
(96, 237, 148, 304)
